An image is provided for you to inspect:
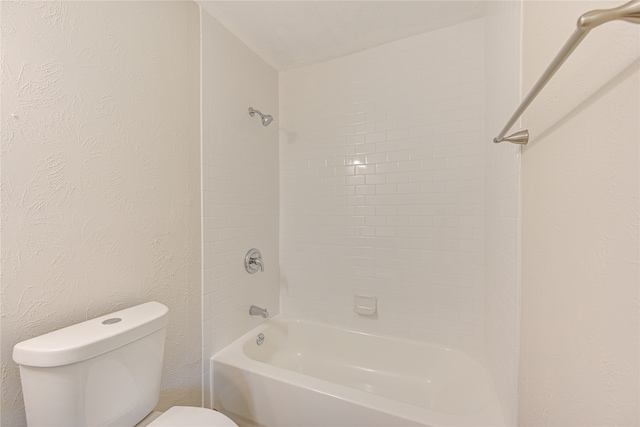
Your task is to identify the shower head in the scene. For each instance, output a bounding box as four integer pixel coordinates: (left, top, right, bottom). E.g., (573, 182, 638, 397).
(248, 107, 274, 127)
(262, 114, 274, 127)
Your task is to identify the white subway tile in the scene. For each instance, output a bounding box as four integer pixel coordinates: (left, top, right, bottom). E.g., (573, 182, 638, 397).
(280, 18, 488, 351)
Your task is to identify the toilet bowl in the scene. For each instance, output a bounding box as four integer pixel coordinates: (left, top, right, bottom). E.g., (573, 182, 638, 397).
(13, 302, 237, 427)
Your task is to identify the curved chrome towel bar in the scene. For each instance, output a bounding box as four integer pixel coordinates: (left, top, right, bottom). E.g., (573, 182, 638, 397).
(494, 0, 640, 145)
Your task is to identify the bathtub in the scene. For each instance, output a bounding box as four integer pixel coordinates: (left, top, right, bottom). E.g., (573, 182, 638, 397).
(211, 318, 504, 427)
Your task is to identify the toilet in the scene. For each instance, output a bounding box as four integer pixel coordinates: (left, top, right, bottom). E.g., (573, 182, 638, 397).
(13, 302, 237, 427)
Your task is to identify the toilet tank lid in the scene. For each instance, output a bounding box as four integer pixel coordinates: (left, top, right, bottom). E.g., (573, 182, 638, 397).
(13, 302, 169, 368)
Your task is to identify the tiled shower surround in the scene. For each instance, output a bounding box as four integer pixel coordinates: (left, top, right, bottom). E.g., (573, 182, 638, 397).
(202, 9, 520, 421)
(484, 2, 522, 423)
(280, 18, 486, 350)
(201, 11, 279, 405)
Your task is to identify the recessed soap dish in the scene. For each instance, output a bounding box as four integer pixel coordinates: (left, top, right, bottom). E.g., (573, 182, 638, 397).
(354, 295, 377, 316)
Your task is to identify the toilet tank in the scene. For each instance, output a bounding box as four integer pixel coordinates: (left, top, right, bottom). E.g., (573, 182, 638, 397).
(13, 302, 169, 427)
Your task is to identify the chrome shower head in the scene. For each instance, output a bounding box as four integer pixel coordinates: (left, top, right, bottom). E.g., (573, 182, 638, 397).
(248, 107, 274, 127)
(262, 114, 274, 126)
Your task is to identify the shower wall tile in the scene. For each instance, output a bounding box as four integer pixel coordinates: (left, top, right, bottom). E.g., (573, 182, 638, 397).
(484, 2, 522, 424)
(201, 10, 279, 407)
(279, 18, 486, 351)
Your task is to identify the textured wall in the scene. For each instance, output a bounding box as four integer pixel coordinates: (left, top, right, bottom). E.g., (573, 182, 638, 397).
(520, 1, 639, 424)
(279, 19, 486, 351)
(484, 1, 522, 424)
(1, 2, 201, 425)
(200, 10, 279, 407)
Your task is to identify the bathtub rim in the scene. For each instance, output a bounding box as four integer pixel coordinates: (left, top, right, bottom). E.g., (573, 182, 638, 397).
(211, 315, 505, 427)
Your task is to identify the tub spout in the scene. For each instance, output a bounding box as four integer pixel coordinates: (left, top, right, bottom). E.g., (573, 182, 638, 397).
(249, 305, 269, 318)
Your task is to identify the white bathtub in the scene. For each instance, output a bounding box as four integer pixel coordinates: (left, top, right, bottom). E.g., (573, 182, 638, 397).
(211, 318, 504, 427)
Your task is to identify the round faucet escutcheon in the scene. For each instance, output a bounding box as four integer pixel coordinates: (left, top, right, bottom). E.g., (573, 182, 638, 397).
(244, 248, 264, 274)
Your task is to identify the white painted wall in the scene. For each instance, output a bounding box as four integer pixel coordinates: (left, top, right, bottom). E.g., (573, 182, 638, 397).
(484, 1, 522, 424)
(1, 2, 201, 425)
(200, 9, 279, 408)
(279, 19, 487, 351)
(520, 1, 640, 424)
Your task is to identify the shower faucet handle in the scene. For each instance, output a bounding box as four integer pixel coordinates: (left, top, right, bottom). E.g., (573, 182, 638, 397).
(245, 248, 264, 274)
(253, 257, 264, 272)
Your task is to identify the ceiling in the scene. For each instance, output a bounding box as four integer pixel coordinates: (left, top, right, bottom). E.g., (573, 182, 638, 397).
(198, 1, 486, 71)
